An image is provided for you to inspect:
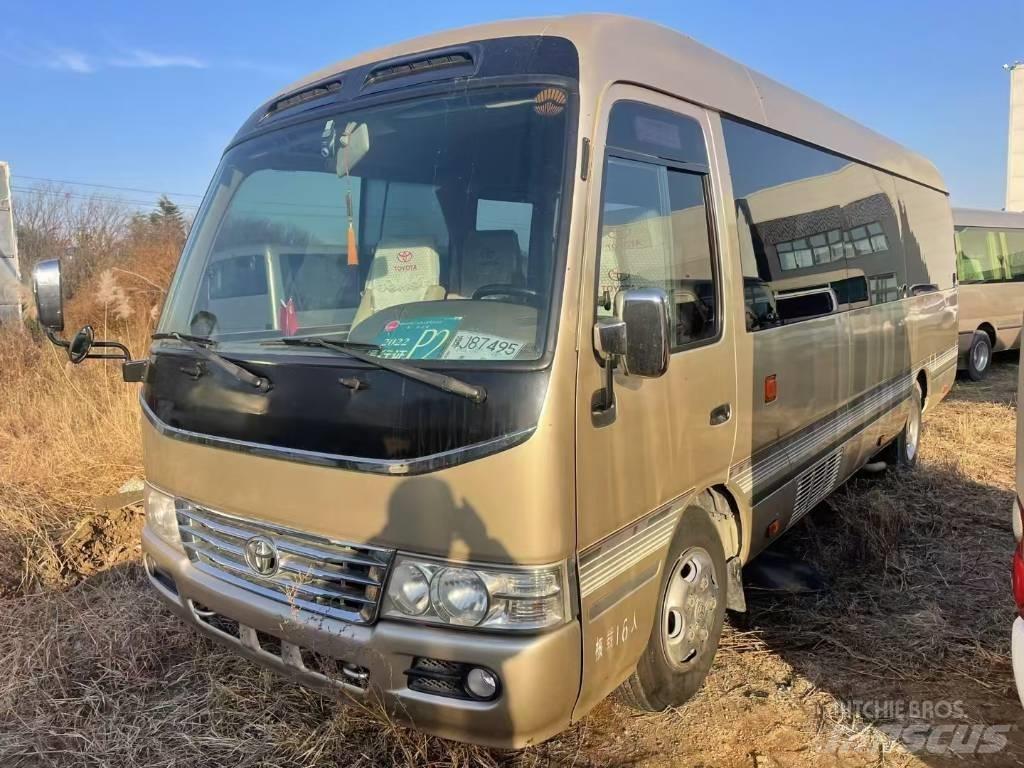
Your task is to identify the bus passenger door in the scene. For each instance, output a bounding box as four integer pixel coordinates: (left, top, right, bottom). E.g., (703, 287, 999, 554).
(573, 87, 737, 715)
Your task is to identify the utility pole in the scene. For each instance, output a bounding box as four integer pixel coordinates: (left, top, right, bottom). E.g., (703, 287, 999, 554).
(0, 162, 21, 324)
(1005, 62, 1024, 212)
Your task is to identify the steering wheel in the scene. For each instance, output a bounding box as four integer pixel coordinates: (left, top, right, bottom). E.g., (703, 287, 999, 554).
(471, 284, 540, 306)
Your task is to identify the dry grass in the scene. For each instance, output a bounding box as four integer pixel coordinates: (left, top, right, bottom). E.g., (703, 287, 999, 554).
(0, 271, 1021, 766)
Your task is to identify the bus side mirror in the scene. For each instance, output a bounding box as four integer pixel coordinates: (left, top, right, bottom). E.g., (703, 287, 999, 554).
(615, 288, 671, 378)
(31, 257, 143, 380)
(592, 287, 671, 424)
(31, 259, 65, 332)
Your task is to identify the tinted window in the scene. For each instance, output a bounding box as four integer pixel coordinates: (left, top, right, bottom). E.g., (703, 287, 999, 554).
(607, 101, 708, 165)
(597, 156, 717, 349)
(207, 254, 268, 300)
(723, 118, 909, 330)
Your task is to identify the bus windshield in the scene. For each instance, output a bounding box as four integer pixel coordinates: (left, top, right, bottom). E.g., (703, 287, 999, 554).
(159, 84, 571, 363)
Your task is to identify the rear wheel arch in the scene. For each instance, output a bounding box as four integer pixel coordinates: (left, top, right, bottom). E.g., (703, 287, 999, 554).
(915, 369, 929, 411)
(978, 322, 997, 348)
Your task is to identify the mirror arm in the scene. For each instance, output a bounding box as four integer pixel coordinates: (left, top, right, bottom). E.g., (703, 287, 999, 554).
(88, 339, 132, 361)
(44, 328, 71, 350)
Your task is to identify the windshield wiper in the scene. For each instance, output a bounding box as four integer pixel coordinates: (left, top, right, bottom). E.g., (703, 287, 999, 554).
(152, 331, 217, 346)
(265, 336, 486, 403)
(153, 332, 271, 392)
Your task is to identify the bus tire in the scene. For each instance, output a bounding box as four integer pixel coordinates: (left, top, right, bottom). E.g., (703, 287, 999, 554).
(881, 380, 923, 469)
(967, 332, 992, 381)
(619, 495, 726, 712)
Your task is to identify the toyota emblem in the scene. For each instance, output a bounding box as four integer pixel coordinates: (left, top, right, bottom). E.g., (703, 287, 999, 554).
(244, 535, 279, 577)
(397, 250, 413, 263)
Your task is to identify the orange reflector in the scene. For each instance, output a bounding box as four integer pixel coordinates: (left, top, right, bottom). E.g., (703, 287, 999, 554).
(764, 374, 778, 403)
(766, 519, 781, 538)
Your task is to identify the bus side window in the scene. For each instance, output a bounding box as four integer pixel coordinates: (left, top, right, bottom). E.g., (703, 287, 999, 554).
(597, 156, 718, 349)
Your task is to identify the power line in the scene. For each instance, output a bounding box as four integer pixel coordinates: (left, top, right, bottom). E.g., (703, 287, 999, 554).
(13, 174, 204, 199)
(11, 185, 200, 211)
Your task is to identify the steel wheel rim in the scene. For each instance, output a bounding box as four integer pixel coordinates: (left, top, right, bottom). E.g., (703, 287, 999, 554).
(972, 340, 990, 372)
(906, 398, 921, 462)
(662, 547, 719, 670)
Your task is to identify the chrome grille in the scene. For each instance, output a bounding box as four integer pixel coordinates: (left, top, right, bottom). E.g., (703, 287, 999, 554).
(177, 504, 394, 624)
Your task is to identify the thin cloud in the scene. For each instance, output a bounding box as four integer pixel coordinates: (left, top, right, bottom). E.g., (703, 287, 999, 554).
(109, 48, 206, 69)
(49, 49, 95, 73)
(3, 40, 207, 74)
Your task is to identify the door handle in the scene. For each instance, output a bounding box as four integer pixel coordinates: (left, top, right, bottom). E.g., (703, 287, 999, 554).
(709, 403, 732, 426)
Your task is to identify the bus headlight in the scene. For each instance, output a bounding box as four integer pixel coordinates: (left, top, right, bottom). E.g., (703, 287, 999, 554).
(431, 568, 489, 626)
(144, 483, 183, 552)
(382, 555, 569, 631)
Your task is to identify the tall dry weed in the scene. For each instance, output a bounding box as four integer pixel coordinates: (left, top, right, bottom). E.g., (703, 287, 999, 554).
(0, 236, 179, 595)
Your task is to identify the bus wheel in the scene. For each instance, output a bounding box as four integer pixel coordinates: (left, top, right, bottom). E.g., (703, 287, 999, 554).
(882, 380, 923, 469)
(619, 495, 726, 711)
(967, 332, 992, 381)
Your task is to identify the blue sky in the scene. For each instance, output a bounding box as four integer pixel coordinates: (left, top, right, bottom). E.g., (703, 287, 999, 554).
(2, 0, 1022, 212)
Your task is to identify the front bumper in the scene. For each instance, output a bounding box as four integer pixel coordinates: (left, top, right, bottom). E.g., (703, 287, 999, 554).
(1013, 617, 1024, 707)
(141, 527, 581, 748)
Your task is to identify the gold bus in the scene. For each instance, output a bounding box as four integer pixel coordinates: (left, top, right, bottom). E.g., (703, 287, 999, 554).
(1013, 354, 1024, 705)
(954, 207, 1024, 380)
(32, 15, 957, 748)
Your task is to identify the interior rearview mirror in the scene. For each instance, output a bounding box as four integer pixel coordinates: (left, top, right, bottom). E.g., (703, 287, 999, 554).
(336, 122, 370, 175)
(31, 258, 64, 332)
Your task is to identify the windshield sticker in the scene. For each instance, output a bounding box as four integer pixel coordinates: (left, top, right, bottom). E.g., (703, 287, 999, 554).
(442, 332, 524, 361)
(373, 317, 461, 360)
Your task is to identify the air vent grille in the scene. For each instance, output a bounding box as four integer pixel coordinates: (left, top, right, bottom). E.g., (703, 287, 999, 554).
(365, 52, 473, 86)
(265, 80, 343, 118)
(789, 446, 843, 529)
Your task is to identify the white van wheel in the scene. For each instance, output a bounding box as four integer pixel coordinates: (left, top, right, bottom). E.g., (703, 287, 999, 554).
(619, 494, 727, 711)
(967, 333, 991, 381)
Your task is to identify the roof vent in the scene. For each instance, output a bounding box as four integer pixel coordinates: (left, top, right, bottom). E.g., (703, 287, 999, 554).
(364, 52, 473, 87)
(265, 80, 343, 119)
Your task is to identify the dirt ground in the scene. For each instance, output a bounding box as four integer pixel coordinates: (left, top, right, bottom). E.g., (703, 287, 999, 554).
(1, 356, 1022, 767)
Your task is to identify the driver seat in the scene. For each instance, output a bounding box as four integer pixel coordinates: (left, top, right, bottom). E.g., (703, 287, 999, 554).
(351, 240, 445, 327)
(457, 230, 523, 298)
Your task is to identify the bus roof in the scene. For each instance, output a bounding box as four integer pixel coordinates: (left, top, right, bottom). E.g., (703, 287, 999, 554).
(953, 207, 1024, 229)
(276, 14, 947, 193)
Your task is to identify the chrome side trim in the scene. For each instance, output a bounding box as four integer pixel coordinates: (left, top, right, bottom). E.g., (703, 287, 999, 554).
(140, 394, 536, 475)
(728, 345, 956, 499)
(578, 497, 691, 599)
(730, 374, 909, 497)
(925, 345, 958, 376)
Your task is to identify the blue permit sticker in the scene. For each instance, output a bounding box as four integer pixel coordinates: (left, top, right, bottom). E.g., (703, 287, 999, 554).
(373, 317, 462, 360)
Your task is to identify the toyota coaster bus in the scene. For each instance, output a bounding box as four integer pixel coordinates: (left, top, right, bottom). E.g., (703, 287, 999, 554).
(31, 15, 958, 748)
(954, 207, 1024, 380)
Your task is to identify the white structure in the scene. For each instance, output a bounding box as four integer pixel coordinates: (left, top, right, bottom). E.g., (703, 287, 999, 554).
(1006, 62, 1024, 212)
(0, 162, 21, 323)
